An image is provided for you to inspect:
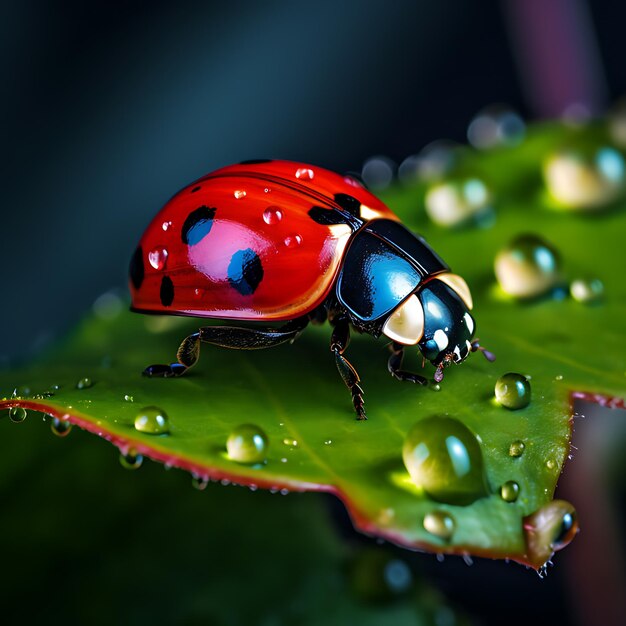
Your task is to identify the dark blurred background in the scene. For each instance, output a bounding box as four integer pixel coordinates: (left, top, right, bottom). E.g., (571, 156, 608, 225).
(2, 1, 626, 624)
(4, 0, 626, 362)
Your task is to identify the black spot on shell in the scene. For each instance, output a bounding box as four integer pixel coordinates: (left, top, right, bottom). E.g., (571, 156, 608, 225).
(239, 159, 272, 165)
(130, 246, 144, 289)
(191, 186, 201, 193)
(228, 249, 264, 296)
(308, 206, 350, 225)
(160, 276, 175, 306)
(334, 193, 361, 217)
(182, 206, 216, 245)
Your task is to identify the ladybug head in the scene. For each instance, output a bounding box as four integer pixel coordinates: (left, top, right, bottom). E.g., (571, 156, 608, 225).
(382, 274, 486, 381)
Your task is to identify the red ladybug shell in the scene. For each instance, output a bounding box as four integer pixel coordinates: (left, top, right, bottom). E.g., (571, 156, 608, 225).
(130, 160, 399, 321)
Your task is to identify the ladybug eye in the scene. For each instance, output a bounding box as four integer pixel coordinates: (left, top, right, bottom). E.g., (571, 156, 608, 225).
(436, 273, 473, 310)
(382, 294, 424, 345)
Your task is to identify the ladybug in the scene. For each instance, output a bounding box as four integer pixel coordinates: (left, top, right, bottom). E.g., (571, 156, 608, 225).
(130, 160, 494, 420)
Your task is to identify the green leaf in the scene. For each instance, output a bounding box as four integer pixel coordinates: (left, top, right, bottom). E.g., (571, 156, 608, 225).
(2, 122, 623, 569)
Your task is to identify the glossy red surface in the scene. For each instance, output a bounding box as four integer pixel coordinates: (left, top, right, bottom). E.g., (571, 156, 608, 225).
(130, 160, 398, 321)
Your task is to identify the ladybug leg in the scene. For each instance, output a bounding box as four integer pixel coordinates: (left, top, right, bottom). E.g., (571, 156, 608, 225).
(330, 319, 367, 421)
(198, 317, 308, 349)
(143, 318, 309, 378)
(387, 342, 428, 385)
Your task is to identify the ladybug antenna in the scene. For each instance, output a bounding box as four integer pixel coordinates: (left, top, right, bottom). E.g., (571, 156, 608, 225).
(471, 339, 496, 362)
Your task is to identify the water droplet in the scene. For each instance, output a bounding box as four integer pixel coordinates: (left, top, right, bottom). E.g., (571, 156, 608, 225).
(283, 438, 298, 448)
(284, 234, 302, 248)
(425, 177, 492, 227)
(263, 187, 271, 193)
(423, 510, 456, 540)
(193, 288, 204, 299)
(361, 156, 395, 190)
(524, 500, 578, 565)
(76, 377, 93, 390)
(234, 189, 247, 199)
(509, 440, 525, 457)
(495, 373, 531, 410)
(162, 220, 172, 231)
(9, 407, 27, 423)
(546, 458, 557, 471)
(262, 206, 283, 225)
(324, 439, 332, 445)
(467, 105, 525, 150)
(428, 381, 441, 392)
(295, 167, 314, 181)
(500, 480, 520, 502)
(554, 374, 563, 381)
(402, 416, 487, 505)
(148, 246, 168, 271)
(570, 278, 604, 303)
(119, 449, 143, 470)
(134, 406, 170, 435)
(124, 394, 134, 402)
(495, 234, 561, 299)
(192, 474, 209, 491)
(51, 416, 72, 437)
(227, 424, 269, 464)
(543, 146, 625, 210)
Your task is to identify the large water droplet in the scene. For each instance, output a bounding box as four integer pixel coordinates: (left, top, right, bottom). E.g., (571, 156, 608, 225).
(134, 406, 170, 435)
(76, 377, 93, 390)
(295, 167, 314, 181)
(524, 500, 578, 566)
(51, 416, 72, 437)
(495, 373, 531, 410)
(543, 146, 625, 210)
(500, 480, 520, 502)
(423, 510, 455, 540)
(494, 234, 561, 299)
(402, 416, 487, 505)
(148, 246, 168, 271)
(263, 206, 283, 225)
(119, 449, 143, 470)
(570, 277, 604, 304)
(9, 407, 27, 423)
(508, 440, 525, 457)
(227, 424, 269, 464)
(425, 177, 492, 227)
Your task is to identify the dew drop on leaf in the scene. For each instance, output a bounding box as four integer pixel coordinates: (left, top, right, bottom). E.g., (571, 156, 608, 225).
(9, 407, 27, 423)
(543, 146, 625, 210)
(119, 449, 143, 470)
(76, 377, 93, 390)
(51, 417, 72, 437)
(494, 234, 561, 299)
(191, 474, 209, 491)
(570, 277, 604, 303)
(500, 480, 520, 502)
(425, 177, 492, 228)
(423, 510, 456, 540)
(134, 406, 170, 435)
(524, 500, 578, 566)
(402, 416, 487, 505)
(227, 424, 269, 464)
(508, 440, 526, 457)
(495, 373, 531, 410)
